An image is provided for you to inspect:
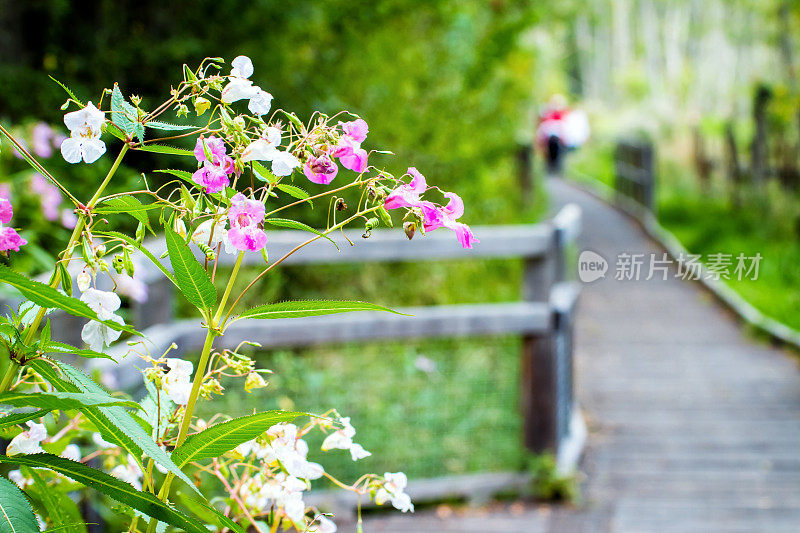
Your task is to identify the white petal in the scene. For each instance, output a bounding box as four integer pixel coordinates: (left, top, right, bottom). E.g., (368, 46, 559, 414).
(83, 102, 106, 131)
(271, 152, 301, 176)
(231, 55, 254, 79)
(248, 89, 273, 116)
(242, 139, 278, 162)
(60, 137, 83, 164)
(221, 79, 256, 103)
(265, 126, 282, 147)
(81, 138, 106, 164)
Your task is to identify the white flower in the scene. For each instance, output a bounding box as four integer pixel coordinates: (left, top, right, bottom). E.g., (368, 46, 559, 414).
(81, 314, 124, 352)
(61, 444, 81, 462)
(310, 515, 337, 533)
(8, 470, 33, 489)
(6, 421, 47, 456)
(192, 218, 235, 255)
(110, 454, 143, 490)
(76, 269, 92, 292)
(60, 102, 106, 164)
(80, 287, 121, 320)
(349, 443, 371, 461)
(221, 56, 273, 116)
(375, 472, 414, 513)
(241, 127, 282, 163)
(270, 151, 301, 176)
(80, 287, 125, 351)
(92, 432, 116, 449)
(321, 417, 356, 451)
(163, 357, 193, 405)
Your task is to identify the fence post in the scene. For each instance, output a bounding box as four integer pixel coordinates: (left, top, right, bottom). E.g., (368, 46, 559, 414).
(639, 141, 656, 214)
(520, 226, 558, 452)
(516, 142, 534, 208)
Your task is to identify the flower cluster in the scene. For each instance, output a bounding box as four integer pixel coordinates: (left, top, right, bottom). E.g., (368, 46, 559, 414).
(384, 167, 478, 248)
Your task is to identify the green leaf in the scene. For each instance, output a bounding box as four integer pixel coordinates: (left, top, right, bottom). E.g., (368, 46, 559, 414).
(48, 76, 83, 106)
(171, 411, 300, 468)
(153, 169, 195, 186)
(0, 474, 39, 533)
(105, 122, 128, 142)
(237, 300, 403, 320)
(164, 226, 216, 311)
(251, 161, 277, 184)
(264, 218, 335, 246)
(26, 469, 85, 533)
(111, 84, 135, 137)
(96, 231, 177, 286)
(0, 391, 141, 411)
(137, 145, 194, 157)
(0, 410, 52, 430)
(145, 121, 196, 132)
(275, 183, 312, 205)
(95, 197, 155, 232)
(0, 266, 137, 336)
(186, 499, 247, 533)
(0, 455, 207, 533)
(27, 360, 199, 496)
(42, 341, 116, 361)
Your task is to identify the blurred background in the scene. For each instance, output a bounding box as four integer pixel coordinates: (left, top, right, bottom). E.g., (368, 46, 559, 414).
(3, 0, 800, 526)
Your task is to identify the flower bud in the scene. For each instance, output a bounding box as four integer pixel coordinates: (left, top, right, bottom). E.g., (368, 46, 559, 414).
(123, 248, 135, 277)
(112, 254, 126, 274)
(377, 206, 393, 228)
(233, 116, 246, 131)
(135, 222, 146, 244)
(176, 103, 189, 118)
(194, 97, 211, 116)
(95, 244, 107, 258)
(403, 221, 416, 240)
(245, 372, 268, 392)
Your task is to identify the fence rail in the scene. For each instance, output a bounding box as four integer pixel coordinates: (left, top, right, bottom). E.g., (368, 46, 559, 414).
(615, 140, 656, 213)
(11, 206, 584, 483)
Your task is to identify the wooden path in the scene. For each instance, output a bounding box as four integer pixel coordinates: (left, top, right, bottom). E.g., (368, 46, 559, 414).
(340, 178, 800, 532)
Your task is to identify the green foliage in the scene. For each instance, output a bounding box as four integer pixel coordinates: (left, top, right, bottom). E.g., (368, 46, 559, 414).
(236, 300, 400, 320)
(0, 474, 39, 533)
(0, 454, 208, 533)
(164, 226, 217, 312)
(171, 411, 300, 468)
(0, 390, 141, 411)
(0, 266, 137, 335)
(26, 468, 85, 533)
(0, 409, 52, 429)
(527, 454, 578, 501)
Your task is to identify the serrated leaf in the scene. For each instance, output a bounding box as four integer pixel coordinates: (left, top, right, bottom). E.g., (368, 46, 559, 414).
(0, 474, 39, 533)
(275, 183, 312, 206)
(264, 218, 335, 246)
(153, 169, 195, 186)
(27, 360, 200, 496)
(237, 300, 402, 320)
(0, 391, 141, 411)
(171, 411, 300, 468)
(0, 455, 207, 533)
(0, 266, 138, 336)
(95, 197, 155, 232)
(42, 341, 116, 361)
(26, 469, 85, 533)
(96, 231, 176, 286)
(105, 122, 128, 142)
(164, 226, 216, 311)
(0, 409, 52, 429)
(111, 85, 135, 137)
(48, 76, 83, 107)
(137, 145, 194, 157)
(145, 121, 196, 132)
(251, 161, 277, 184)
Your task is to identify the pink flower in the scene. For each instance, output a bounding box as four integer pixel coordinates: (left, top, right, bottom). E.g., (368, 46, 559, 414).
(420, 193, 479, 249)
(0, 199, 26, 252)
(341, 119, 369, 143)
(227, 193, 267, 252)
(384, 168, 428, 210)
(303, 153, 339, 185)
(31, 174, 62, 221)
(31, 123, 56, 158)
(0, 198, 13, 225)
(192, 136, 234, 194)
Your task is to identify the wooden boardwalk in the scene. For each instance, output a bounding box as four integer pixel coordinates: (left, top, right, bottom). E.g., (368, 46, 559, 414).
(340, 178, 800, 532)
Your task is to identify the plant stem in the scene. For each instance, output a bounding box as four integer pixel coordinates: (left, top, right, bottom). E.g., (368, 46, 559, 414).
(214, 252, 244, 324)
(0, 362, 19, 391)
(0, 143, 130, 393)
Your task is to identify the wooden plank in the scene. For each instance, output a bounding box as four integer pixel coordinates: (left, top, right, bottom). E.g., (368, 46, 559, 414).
(97, 302, 551, 389)
(139, 224, 554, 281)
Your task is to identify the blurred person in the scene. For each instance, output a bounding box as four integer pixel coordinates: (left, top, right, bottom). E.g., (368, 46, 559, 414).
(536, 94, 590, 174)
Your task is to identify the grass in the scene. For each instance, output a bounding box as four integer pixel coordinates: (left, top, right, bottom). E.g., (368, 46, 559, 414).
(196, 336, 527, 484)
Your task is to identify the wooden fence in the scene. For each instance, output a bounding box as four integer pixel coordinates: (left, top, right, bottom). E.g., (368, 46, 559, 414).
(8, 205, 585, 499)
(614, 140, 656, 213)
